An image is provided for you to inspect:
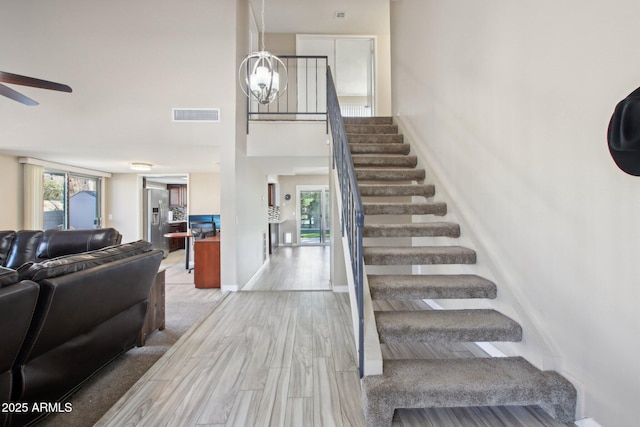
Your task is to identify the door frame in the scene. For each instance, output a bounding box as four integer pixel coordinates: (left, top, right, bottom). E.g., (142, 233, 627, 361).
(296, 185, 330, 246)
(296, 34, 377, 116)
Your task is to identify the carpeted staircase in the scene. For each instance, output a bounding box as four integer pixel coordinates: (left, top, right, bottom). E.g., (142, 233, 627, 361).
(343, 117, 577, 426)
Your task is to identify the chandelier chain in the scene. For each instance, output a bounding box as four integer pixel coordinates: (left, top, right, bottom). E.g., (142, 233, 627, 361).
(261, 0, 266, 51)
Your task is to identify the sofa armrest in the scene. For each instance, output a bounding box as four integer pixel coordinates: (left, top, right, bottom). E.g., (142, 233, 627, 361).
(17, 249, 163, 364)
(0, 281, 39, 373)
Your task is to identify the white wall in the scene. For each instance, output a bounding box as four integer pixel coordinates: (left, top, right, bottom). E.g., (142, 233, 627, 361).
(391, 1, 640, 426)
(189, 173, 220, 215)
(0, 155, 21, 230)
(105, 173, 142, 243)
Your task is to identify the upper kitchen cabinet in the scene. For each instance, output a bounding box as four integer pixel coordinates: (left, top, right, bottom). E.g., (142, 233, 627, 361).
(168, 184, 188, 207)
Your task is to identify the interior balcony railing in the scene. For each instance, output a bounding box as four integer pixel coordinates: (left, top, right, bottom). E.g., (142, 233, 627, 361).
(327, 67, 366, 378)
(247, 55, 329, 133)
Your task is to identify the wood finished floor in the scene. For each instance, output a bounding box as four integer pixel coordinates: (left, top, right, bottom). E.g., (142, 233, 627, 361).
(242, 246, 331, 291)
(96, 247, 574, 427)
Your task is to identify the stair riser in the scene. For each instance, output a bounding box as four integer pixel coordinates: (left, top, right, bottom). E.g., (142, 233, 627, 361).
(343, 117, 393, 125)
(350, 144, 410, 155)
(364, 203, 447, 216)
(356, 169, 426, 181)
(367, 274, 497, 300)
(348, 134, 404, 144)
(345, 124, 398, 134)
(364, 253, 476, 265)
(353, 156, 418, 168)
(363, 225, 460, 238)
(375, 310, 523, 344)
(359, 185, 435, 197)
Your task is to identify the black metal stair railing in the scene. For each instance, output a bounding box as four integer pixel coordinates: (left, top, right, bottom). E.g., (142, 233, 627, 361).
(247, 55, 329, 133)
(327, 67, 366, 378)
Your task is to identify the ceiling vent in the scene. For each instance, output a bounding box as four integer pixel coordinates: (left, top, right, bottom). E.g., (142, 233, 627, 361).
(335, 11, 346, 19)
(172, 108, 220, 123)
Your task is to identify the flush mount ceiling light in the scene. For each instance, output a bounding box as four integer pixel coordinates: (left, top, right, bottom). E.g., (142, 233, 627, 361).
(129, 162, 153, 171)
(238, 0, 288, 105)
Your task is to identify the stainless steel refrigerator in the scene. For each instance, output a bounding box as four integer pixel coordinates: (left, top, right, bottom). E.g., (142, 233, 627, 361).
(143, 188, 169, 257)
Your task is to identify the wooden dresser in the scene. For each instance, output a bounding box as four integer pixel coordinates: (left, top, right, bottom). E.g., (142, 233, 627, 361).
(194, 235, 221, 288)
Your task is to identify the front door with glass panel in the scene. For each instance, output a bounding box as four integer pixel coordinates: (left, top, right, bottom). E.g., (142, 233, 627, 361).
(297, 186, 330, 245)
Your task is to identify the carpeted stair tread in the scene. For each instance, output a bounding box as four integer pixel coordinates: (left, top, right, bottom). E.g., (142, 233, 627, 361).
(362, 357, 577, 426)
(364, 222, 460, 238)
(345, 124, 398, 134)
(363, 246, 476, 265)
(350, 143, 410, 155)
(352, 155, 418, 168)
(363, 202, 447, 216)
(355, 168, 425, 181)
(375, 309, 522, 343)
(360, 184, 435, 197)
(343, 116, 394, 125)
(368, 274, 497, 300)
(348, 134, 404, 144)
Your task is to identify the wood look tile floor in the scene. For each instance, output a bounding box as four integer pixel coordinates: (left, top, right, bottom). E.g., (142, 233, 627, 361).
(96, 247, 574, 427)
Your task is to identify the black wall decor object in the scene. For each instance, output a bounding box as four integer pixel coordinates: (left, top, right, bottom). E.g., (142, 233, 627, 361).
(608, 86, 640, 176)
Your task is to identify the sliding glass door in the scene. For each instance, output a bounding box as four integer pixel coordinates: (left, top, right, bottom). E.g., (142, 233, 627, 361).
(43, 171, 101, 230)
(297, 186, 330, 245)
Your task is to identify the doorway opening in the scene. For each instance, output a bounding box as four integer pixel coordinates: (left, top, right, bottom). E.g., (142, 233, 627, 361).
(297, 185, 330, 245)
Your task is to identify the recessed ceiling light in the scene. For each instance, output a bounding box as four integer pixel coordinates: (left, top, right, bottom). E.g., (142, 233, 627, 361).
(130, 162, 153, 171)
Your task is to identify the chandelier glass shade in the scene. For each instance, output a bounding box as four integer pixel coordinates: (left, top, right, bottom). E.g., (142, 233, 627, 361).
(239, 51, 287, 105)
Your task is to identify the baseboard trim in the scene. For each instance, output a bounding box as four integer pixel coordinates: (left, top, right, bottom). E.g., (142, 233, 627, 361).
(575, 418, 603, 427)
(332, 286, 349, 293)
(221, 284, 239, 292)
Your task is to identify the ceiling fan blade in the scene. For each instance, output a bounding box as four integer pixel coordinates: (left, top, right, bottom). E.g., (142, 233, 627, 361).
(0, 71, 72, 93)
(0, 83, 39, 106)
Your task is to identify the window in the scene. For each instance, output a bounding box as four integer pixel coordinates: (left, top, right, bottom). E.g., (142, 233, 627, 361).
(43, 171, 101, 230)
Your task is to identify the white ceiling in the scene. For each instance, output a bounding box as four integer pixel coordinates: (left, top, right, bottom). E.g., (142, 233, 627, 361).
(0, 0, 389, 177)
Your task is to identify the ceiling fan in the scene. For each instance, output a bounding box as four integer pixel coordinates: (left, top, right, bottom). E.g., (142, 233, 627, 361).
(0, 71, 72, 106)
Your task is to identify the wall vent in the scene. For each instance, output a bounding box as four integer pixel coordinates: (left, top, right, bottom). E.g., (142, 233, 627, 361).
(335, 11, 346, 19)
(172, 108, 220, 122)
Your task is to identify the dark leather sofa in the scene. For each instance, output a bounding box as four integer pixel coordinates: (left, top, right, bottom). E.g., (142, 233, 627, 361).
(0, 228, 162, 427)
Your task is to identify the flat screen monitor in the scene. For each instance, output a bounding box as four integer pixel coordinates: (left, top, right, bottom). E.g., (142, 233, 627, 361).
(188, 214, 220, 234)
(188, 214, 215, 236)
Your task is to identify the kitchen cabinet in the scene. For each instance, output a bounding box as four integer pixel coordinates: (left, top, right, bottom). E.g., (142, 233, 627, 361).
(168, 184, 187, 207)
(168, 221, 187, 252)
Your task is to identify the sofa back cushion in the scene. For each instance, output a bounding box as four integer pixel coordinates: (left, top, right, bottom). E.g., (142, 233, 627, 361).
(18, 240, 153, 282)
(5, 231, 44, 270)
(0, 231, 16, 267)
(36, 228, 121, 261)
(0, 266, 19, 288)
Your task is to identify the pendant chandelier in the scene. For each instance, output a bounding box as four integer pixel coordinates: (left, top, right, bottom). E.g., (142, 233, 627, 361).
(238, 0, 288, 105)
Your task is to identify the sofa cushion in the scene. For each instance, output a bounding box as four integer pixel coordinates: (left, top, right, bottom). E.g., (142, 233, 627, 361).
(0, 231, 16, 267)
(36, 228, 121, 261)
(18, 240, 153, 282)
(5, 231, 44, 270)
(0, 266, 19, 288)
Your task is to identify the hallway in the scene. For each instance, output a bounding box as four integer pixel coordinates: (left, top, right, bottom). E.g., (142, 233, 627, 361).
(96, 246, 362, 426)
(243, 246, 331, 291)
(96, 246, 573, 426)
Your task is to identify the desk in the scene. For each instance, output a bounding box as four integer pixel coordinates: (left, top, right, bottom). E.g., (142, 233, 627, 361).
(194, 235, 221, 288)
(163, 231, 192, 269)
